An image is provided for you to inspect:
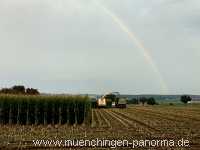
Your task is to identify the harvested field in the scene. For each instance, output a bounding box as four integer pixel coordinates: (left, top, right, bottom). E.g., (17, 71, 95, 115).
(0, 105, 199, 150)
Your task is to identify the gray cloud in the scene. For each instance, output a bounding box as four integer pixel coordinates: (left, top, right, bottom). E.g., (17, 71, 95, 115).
(0, 0, 199, 94)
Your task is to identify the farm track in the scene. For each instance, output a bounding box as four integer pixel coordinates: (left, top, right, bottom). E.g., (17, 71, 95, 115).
(110, 109, 160, 133)
(103, 109, 129, 128)
(110, 110, 135, 127)
(91, 109, 95, 127)
(92, 109, 111, 128)
(98, 109, 147, 136)
(94, 109, 102, 127)
(92, 109, 146, 135)
(96, 109, 111, 128)
(91, 109, 99, 128)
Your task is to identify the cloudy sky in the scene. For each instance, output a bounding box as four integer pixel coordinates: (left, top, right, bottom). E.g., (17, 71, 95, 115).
(0, 0, 199, 94)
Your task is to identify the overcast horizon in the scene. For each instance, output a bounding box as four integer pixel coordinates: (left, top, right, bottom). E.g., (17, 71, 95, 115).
(0, 0, 200, 95)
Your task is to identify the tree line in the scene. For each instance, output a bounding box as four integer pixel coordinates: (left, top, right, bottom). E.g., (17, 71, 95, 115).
(128, 95, 192, 105)
(0, 85, 39, 95)
(128, 97, 157, 105)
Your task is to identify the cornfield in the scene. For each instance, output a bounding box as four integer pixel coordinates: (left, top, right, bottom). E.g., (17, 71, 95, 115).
(0, 95, 91, 125)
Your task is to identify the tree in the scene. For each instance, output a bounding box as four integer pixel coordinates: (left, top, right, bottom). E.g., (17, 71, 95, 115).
(26, 88, 40, 95)
(12, 85, 26, 94)
(0, 88, 11, 94)
(0, 85, 40, 95)
(180, 95, 191, 104)
(104, 94, 116, 102)
(139, 97, 147, 106)
(147, 97, 156, 105)
(128, 98, 139, 104)
(104, 93, 119, 105)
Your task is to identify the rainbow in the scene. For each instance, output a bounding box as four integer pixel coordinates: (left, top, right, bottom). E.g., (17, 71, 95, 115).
(94, 0, 168, 94)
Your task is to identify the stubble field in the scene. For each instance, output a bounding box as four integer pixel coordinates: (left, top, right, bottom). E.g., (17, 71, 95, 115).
(0, 104, 200, 150)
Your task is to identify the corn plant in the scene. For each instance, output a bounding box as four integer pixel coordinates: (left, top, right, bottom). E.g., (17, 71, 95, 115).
(0, 94, 91, 125)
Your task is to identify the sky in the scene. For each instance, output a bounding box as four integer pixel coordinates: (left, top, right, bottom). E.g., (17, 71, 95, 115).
(0, 0, 200, 95)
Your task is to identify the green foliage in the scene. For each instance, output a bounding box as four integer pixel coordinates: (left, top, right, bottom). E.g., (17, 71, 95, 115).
(91, 101, 97, 108)
(139, 97, 148, 105)
(104, 94, 116, 101)
(106, 99, 112, 108)
(26, 88, 39, 95)
(128, 98, 139, 104)
(147, 97, 156, 105)
(0, 85, 40, 95)
(12, 85, 26, 94)
(0, 95, 91, 125)
(137, 97, 158, 105)
(180, 95, 191, 104)
(104, 94, 119, 104)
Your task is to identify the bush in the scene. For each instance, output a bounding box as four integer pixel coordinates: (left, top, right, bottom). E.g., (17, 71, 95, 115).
(0, 85, 40, 95)
(106, 99, 112, 108)
(26, 88, 40, 95)
(91, 99, 97, 108)
(12, 85, 26, 94)
(139, 97, 147, 106)
(128, 98, 139, 104)
(180, 95, 191, 104)
(147, 97, 156, 105)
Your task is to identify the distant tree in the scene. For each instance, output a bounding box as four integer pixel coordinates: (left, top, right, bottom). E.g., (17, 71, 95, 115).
(106, 99, 112, 108)
(128, 98, 139, 104)
(26, 88, 40, 95)
(0, 88, 11, 94)
(139, 97, 147, 106)
(104, 94, 116, 101)
(0, 85, 40, 95)
(104, 94, 119, 104)
(147, 97, 156, 105)
(12, 85, 26, 94)
(180, 95, 191, 104)
(91, 100, 98, 108)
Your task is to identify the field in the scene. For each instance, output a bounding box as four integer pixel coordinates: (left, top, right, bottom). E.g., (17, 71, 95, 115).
(0, 104, 200, 150)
